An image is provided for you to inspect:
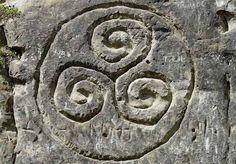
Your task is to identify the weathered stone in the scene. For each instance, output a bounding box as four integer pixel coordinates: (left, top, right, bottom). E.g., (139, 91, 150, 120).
(0, 0, 235, 163)
(9, 60, 33, 81)
(0, 90, 16, 163)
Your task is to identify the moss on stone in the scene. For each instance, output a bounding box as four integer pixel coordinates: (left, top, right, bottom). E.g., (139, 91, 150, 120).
(0, 4, 20, 73)
(0, 47, 17, 70)
(0, 4, 20, 20)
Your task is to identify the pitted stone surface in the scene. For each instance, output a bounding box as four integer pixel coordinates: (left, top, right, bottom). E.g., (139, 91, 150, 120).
(0, 0, 236, 163)
(35, 5, 193, 160)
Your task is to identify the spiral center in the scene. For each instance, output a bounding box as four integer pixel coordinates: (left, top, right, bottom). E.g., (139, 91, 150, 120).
(68, 81, 95, 105)
(127, 78, 170, 109)
(70, 88, 92, 104)
(108, 31, 129, 49)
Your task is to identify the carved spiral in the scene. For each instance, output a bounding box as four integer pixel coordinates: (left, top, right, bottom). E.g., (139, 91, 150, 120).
(116, 72, 172, 125)
(92, 19, 151, 63)
(54, 67, 109, 122)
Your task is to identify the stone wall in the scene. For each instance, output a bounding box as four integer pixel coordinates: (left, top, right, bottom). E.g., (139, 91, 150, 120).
(0, 0, 236, 163)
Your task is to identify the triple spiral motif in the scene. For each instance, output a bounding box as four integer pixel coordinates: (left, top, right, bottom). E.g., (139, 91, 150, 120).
(37, 5, 194, 160)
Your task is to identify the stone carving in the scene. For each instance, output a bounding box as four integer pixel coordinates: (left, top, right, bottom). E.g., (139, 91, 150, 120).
(92, 19, 151, 63)
(54, 67, 111, 122)
(2, 0, 236, 163)
(216, 0, 236, 32)
(36, 5, 194, 160)
(116, 74, 171, 125)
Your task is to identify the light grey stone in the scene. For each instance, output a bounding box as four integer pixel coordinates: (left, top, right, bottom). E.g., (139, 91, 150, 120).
(0, 0, 235, 163)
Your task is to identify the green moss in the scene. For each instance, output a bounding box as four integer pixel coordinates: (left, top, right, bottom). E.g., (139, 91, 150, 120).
(0, 4, 20, 70)
(0, 48, 17, 70)
(0, 57, 4, 69)
(0, 4, 20, 20)
(0, 49, 5, 69)
(0, 5, 20, 90)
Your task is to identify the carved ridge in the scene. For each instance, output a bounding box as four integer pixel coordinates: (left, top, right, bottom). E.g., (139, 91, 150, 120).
(35, 2, 195, 161)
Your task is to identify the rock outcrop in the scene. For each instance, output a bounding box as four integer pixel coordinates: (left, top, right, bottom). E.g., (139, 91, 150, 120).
(0, 0, 235, 163)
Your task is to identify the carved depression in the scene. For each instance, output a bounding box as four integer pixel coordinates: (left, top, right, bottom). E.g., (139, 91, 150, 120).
(37, 5, 194, 161)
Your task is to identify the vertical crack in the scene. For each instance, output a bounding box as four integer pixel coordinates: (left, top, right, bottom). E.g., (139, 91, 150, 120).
(12, 97, 18, 164)
(224, 72, 231, 163)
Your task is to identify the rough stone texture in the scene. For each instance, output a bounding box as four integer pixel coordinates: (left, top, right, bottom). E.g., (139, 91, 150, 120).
(0, 0, 235, 163)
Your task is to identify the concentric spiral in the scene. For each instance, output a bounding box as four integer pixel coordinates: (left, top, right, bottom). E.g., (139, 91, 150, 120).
(54, 67, 109, 122)
(116, 72, 172, 125)
(92, 19, 151, 63)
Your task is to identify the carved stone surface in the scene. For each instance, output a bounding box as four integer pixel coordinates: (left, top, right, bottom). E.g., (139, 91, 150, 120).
(0, 0, 236, 163)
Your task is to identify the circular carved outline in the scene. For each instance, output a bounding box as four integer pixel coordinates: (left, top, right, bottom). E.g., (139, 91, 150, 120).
(36, 3, 195, 161)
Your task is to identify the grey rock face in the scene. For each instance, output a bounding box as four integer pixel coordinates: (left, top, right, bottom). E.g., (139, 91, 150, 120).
(0, 0, 235, 163)
(0, 90, 16, 164)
